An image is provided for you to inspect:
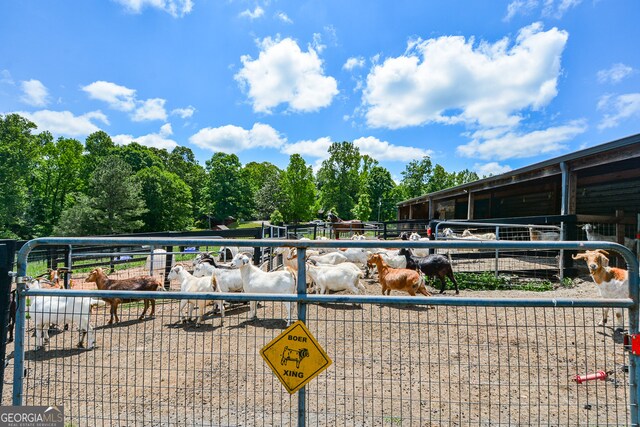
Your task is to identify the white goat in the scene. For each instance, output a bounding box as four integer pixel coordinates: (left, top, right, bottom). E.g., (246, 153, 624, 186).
(308, 251, 349, 265)
(582, 224, 637, 251)
(28, 279, 98, 350)
(350, 233, 367, 240)
(372, 252, 406, 269)
(192, 262, 243, 292)
(461, 229, 497, 240)
(168, 264, 219, 326)
(231, 253, 296, 326)
(408, 232, 430, 257)
(306, 262, 366, 295)
(528, 227, 560, 241)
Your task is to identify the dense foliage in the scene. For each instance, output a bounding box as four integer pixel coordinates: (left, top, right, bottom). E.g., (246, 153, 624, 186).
(0, 113, 480, 238)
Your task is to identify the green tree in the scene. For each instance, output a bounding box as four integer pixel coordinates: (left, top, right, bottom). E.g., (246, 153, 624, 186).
(205, 152, 252, 221)
(280, 154, 316, 223)
(166, 146, 207, 226)
(400, 156, 433, 199)
(55, 156, 146, 235)
(0, 114, 45, 238)
(363, 166, 398, 221)
(351, 193, 372, 221)
(317, 142, 362, 218)
(255, 171, 286, 220)
(137, 166, 193, 231)
(243, 161, 282, 219)
(114, 142, 165, 173)
(270, 208, 284, 225)
(29, 136, 84, 236)
(82, 131, 115, 188)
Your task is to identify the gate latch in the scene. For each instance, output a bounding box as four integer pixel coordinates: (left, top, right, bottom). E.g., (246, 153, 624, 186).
(624, 334, 640, 355)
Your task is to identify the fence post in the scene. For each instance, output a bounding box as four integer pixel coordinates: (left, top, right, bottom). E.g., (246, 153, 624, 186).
(0, 239, 16, 399)
(296, 247, 307, 427)
(626, 247, 640, 425)
(12, 278, 26, 405)
(163, 246, 173, 290)
(64, 245, 72, 288)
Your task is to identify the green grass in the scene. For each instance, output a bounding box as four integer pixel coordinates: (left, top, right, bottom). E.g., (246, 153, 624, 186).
(450, 271, 555, 292)
(227, 220, 264, 230)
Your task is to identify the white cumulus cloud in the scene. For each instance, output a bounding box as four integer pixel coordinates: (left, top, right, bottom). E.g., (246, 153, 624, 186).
(235, 37, 339, 113)
(15, 110, 108, 137)
(189, 122, 286, 153)
(343, 57, 365, 71)
(83, 81, 167, 122)
(20, 79, 49, 107)
(171, 106, 196, 118)
(457, 120, 587, 160)
(239, 6, 264, 19)
(597, 63, 634, 84)
(132, 98, 167, 121)
(282, 137, 333, 159)
(597, 93, 640, 129)
(113, 0, 193, 17)
(363, 23, 568, 130)
(82, 81, 137, 111)
(474, 162, 513, 177)
(282, 136, 432, 163)
(112, 123, 177, 150)
(353, 137, 433, 161)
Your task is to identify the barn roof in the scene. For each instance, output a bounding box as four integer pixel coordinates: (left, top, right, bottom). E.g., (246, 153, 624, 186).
(398, 132, 640, 207)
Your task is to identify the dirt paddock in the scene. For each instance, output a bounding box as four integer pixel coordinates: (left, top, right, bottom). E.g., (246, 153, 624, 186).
(2, 271, 632, 426)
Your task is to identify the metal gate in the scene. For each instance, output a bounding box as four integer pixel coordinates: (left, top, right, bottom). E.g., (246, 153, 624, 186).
(5, 237, 640, 426)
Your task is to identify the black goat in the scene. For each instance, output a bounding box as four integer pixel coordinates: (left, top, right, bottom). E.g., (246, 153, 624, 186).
(397, 248, 459, 294)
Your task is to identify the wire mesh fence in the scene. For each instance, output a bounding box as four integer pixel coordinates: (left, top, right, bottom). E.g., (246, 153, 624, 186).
(3, 295, 633, 426)
(433, 222, 563, 285)
(5, 237, 639, 426)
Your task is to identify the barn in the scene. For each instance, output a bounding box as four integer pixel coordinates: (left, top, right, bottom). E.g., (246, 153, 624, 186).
(397, 133, 640, 243)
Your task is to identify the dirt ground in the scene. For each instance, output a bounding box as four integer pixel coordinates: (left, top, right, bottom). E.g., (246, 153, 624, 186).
(2, 269, 632, 426)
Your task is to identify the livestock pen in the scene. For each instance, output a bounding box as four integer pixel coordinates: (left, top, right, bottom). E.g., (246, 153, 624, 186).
(3, 237, 640, 426)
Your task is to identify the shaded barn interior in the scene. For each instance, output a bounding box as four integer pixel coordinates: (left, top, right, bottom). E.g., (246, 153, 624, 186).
(398, 134, 640, 233)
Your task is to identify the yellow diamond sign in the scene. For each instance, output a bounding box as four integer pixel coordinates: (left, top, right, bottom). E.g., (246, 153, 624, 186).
(260, 320, 332, 394)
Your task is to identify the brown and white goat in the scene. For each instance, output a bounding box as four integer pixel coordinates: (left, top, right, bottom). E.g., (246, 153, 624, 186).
(572, 250, 629, 329)
(85, 267, 164, 325)
(367, 253, 431, 296)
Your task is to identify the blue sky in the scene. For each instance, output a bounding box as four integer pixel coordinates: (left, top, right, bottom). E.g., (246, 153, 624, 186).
(1, 0, 639, 179)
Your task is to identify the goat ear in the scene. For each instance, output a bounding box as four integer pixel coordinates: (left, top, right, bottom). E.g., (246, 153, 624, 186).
(572, 253, 586, 260)
(598, 253, 610, 267)
(595, 249, 609, 256)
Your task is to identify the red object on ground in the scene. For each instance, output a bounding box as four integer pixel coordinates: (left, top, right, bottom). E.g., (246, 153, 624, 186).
(574, 371, 607, 384)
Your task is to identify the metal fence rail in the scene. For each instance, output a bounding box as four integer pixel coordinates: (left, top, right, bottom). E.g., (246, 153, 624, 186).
(6, 237, 640, 426)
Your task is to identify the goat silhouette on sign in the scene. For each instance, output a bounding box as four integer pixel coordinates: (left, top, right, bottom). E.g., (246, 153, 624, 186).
(281, 346, 309, 369)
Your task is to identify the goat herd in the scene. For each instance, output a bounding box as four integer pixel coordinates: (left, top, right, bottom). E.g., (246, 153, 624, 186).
(19, 223, 635, 352)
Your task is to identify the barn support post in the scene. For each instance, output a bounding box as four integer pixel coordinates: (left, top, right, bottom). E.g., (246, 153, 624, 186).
(163, 246, 173, 290)
(0, 239, 16, 398)
(560, 161, 569, 216)
(64, 245, 72, 289)
(296, 247, 308, 427)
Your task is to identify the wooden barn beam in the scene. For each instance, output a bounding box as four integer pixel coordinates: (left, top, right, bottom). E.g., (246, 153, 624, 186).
(569, 145, 640, 171)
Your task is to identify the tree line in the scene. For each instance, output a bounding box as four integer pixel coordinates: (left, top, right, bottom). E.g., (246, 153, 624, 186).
(0, 113, 479, 239)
